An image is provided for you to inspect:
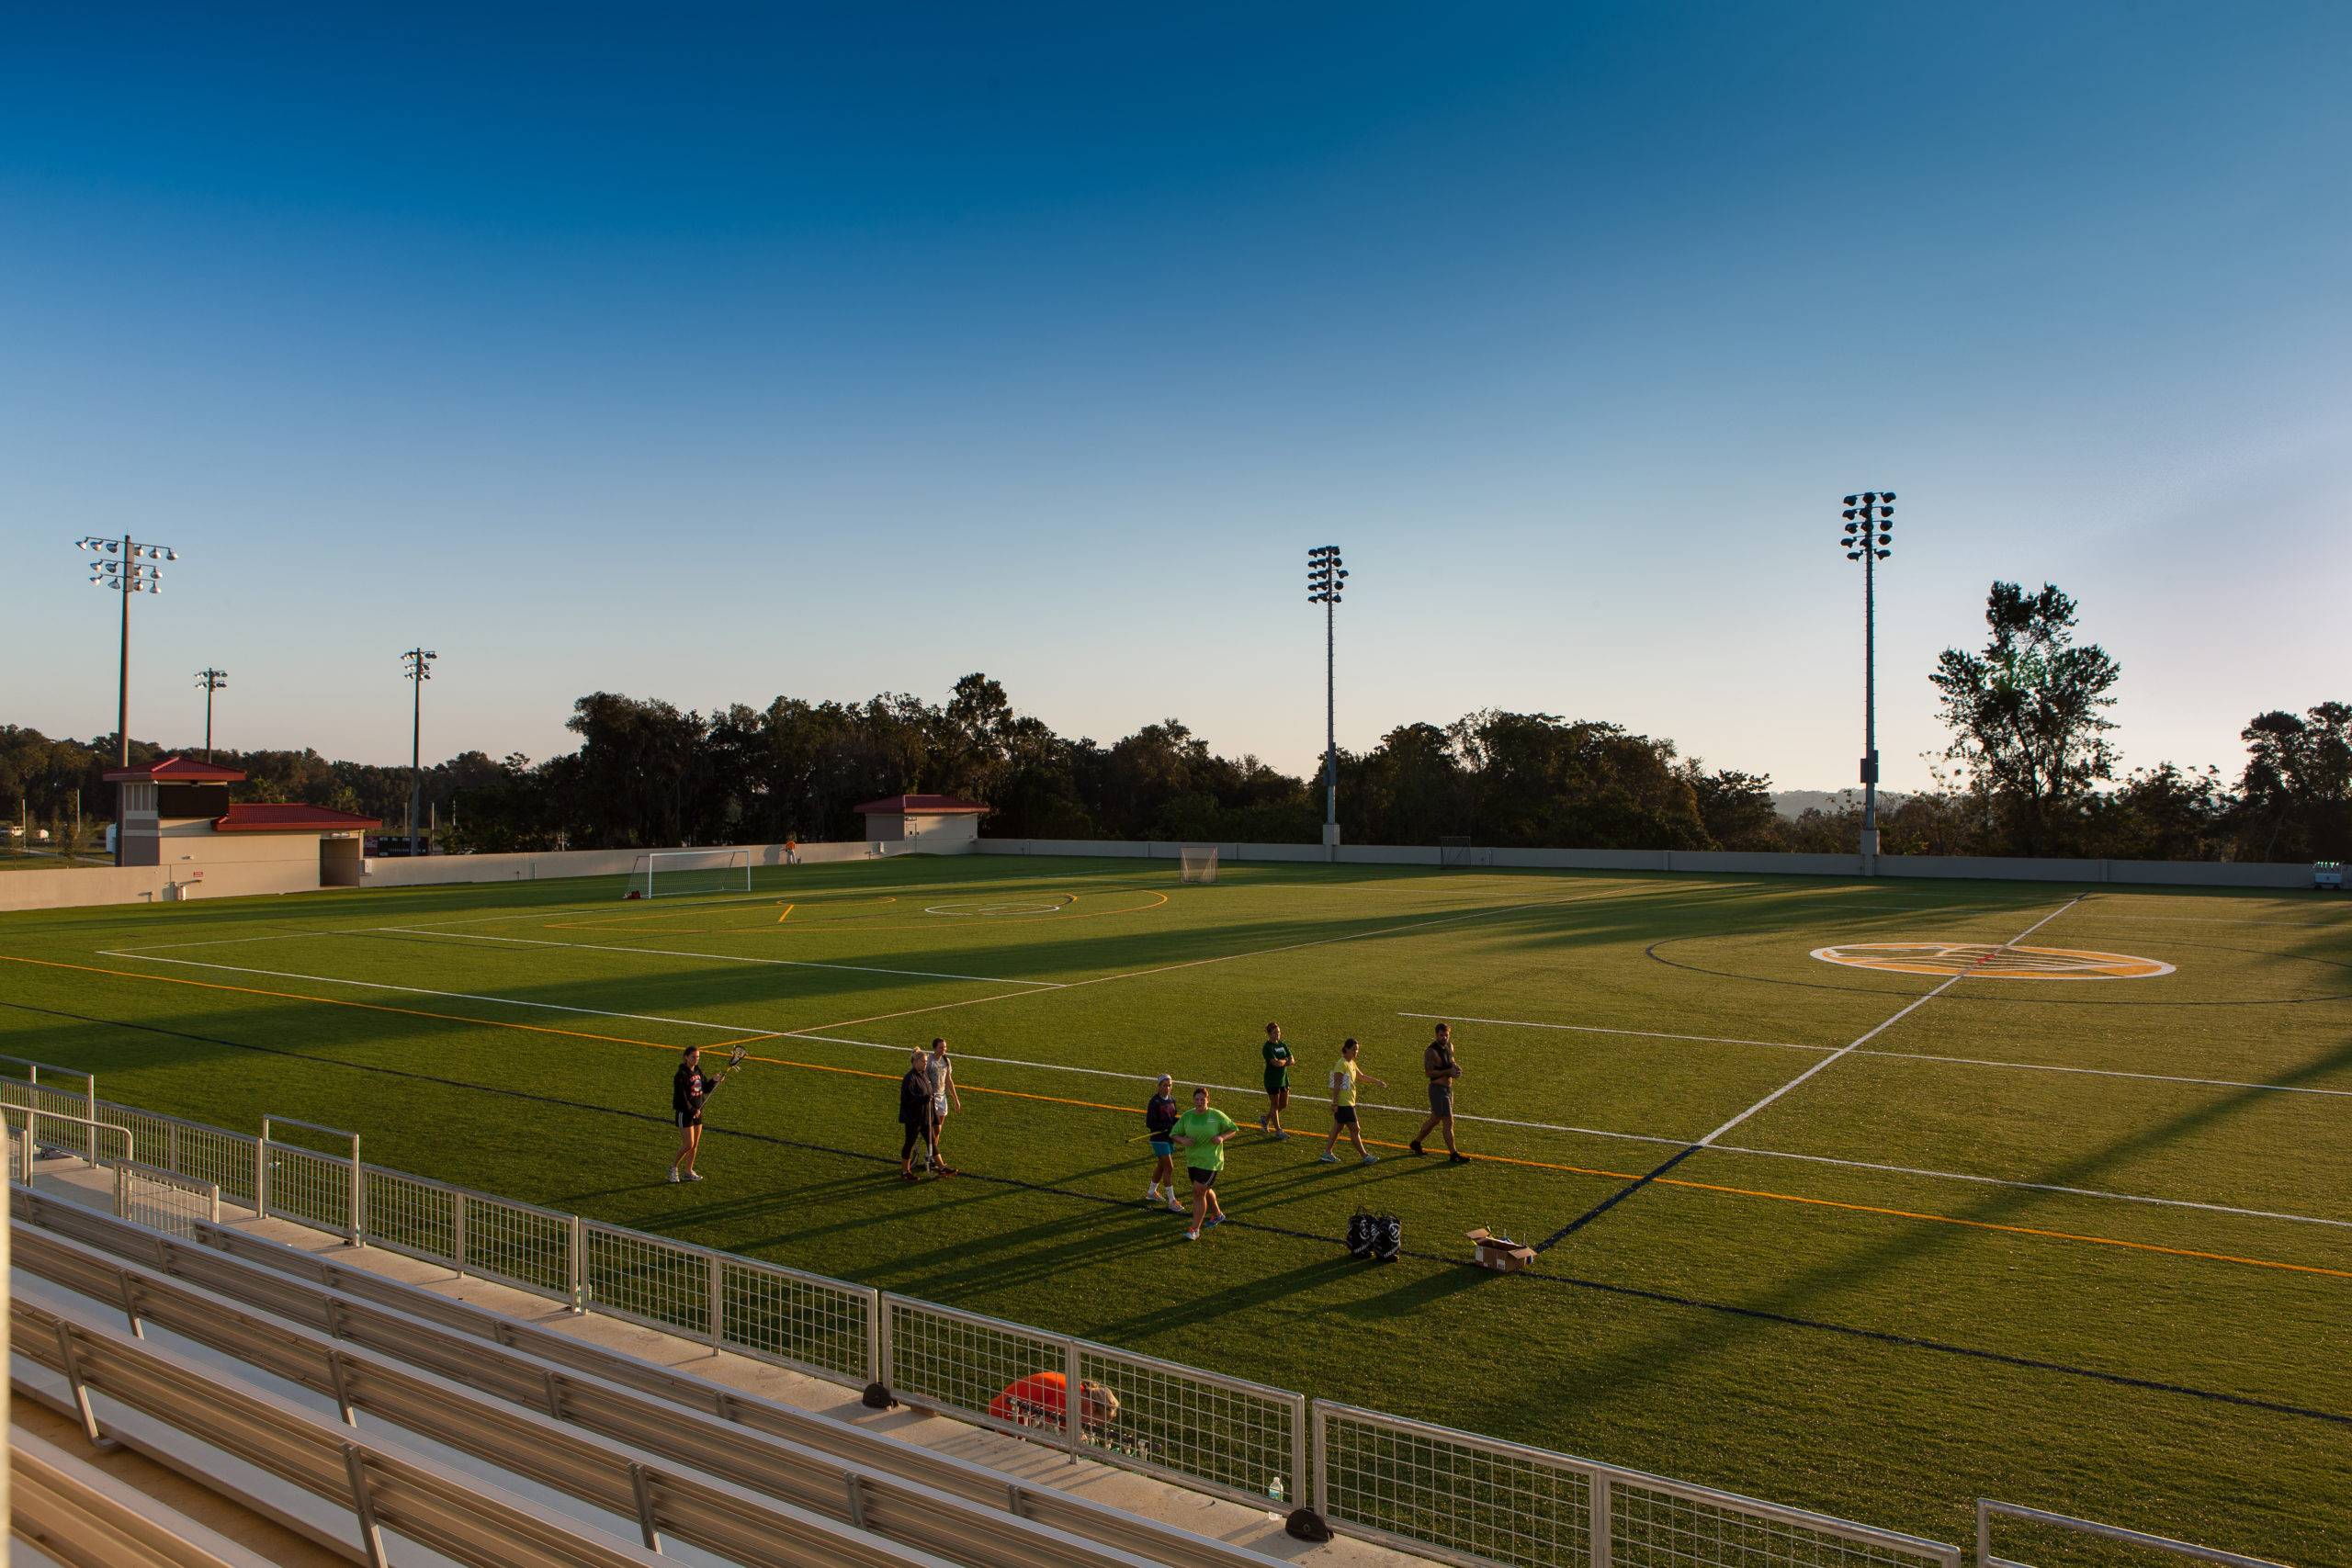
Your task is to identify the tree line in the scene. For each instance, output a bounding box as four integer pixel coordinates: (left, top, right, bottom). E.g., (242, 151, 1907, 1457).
(7, 581, 2348, 862)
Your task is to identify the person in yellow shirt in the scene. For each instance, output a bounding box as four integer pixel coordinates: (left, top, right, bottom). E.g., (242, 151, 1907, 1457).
(1317, 1039, 1386, 1165)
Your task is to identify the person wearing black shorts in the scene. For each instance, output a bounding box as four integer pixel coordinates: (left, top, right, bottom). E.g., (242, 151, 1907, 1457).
(669, 1044, 727, 1183)
(898, 1051, 936, 1180)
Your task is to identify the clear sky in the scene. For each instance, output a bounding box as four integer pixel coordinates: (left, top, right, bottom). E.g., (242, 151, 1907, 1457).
(6, 4, 2348, 791)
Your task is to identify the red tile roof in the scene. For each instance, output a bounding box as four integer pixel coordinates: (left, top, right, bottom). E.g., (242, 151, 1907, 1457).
(211, 804, 383, 833)
(854, 794, 989, 815)
(102, 755, 246, 784)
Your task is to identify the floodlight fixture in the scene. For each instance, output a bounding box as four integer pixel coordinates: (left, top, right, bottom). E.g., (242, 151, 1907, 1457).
(74, 534, 179, 801)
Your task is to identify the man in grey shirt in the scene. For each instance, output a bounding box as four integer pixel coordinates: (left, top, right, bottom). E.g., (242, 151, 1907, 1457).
(1409, 1022, 1467, 1163)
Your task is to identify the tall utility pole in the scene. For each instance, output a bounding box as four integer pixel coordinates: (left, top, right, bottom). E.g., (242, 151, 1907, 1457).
(78, 533, 177, 863)
(1306, 546, 1347, 855)
(195, 669, 229, 761)
(401, 648, 437, 854)
(1839, 492, 1895, 864)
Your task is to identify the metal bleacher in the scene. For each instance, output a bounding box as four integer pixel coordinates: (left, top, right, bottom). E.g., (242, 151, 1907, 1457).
(9, 1188, 1301, 1568)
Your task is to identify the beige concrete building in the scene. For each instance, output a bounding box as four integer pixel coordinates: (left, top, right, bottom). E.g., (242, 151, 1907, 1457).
(854, 793, 989, 848)
(103, 755, 380, 897)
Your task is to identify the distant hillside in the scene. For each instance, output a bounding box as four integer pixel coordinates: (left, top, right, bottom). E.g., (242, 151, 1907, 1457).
(1770, 789, 1910, 820)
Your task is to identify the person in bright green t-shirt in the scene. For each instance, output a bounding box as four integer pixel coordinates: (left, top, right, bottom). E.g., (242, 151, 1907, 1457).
(1171, 1086, 1239, 1240)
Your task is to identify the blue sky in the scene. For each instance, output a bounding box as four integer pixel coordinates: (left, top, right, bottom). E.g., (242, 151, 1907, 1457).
(6, 4, 2348, 792)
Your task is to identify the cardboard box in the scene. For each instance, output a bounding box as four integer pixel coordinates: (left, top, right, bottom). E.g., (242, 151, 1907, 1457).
(1464, 1228, 1535, 1273)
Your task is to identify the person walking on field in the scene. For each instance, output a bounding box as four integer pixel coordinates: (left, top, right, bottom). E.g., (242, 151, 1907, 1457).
(924, 1037, 962, 1177)
(1409, 1022, 1469, 1163)
(897, 1051, 937, 1181)
(668, 1043, 731, 1183)
(1171, 1086, 1238, 1242)
(1259, 1021, 1295, 1139)
(1143, 1074, 1185, 1212)
(1318, 1039, 1386, 1165)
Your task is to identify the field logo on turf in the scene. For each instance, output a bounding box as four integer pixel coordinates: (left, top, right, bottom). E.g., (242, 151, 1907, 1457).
(1810, 942, 2175, 979)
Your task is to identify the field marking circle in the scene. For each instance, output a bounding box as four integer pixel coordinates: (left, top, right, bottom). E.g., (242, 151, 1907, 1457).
(923, 899, 1069, 917)
(1812, 942, 2174, 980)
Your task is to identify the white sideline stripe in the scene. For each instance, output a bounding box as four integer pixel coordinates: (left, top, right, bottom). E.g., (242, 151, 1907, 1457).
(1400, 1012, 2352, 1099)
(370, 869, 1159, 933)
(1693, 897, 2086, 1147)
(92, 946, 2345, 1229)
(1705, 1145, 2352, 1229)
(368, 929, 1067, 988)
(2061, 912, 2352, 929)
(1398, 1013, 1829, 1054)
(97, 953, 797, 1035)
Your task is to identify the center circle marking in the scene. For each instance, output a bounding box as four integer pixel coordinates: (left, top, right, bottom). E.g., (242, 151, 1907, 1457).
(1811, 942, 2175, 979)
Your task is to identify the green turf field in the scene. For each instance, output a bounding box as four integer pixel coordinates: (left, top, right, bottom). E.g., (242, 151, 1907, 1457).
(3, 855, 2346, 1562)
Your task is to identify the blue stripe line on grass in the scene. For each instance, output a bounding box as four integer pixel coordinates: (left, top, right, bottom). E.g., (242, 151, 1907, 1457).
(9, 998, 2346, 1431)
(1534, 1143, 1705, 1251)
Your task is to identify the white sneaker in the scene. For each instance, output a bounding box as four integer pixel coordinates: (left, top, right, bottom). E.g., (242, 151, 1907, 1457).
(1145, 1185, 1160, 1201)
(1361, 1154, 1379, 1166)
(685, 1172, 704, 1182)
(667, 1168, 680, 1183)
(1168, 1198, 1187, 1213)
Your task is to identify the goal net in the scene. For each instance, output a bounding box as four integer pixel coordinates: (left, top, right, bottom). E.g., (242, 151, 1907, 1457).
(1439, 836, 1472, 870)
(624, 849, 752, 899)
(1178, 847, 1218, 885)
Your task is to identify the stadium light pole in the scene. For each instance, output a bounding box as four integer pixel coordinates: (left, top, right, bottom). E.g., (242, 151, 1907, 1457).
(1839, 492, 1895, 866)
(78, 533, 177, 863)
(1306, 545, 1347, 854)
(401, 648, 437, 854)
(195, 668, 229, 761)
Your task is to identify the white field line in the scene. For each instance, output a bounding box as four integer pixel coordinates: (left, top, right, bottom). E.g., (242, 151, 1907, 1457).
(1703, 1145, 2352, 1230)
(92, 943, 2345, 1228)
(1693, 897, 2086, 1147)
(2060, 912, 2352, 929)
(367, 930, 1066, 988)
(1400, 1011, 2352, 1099)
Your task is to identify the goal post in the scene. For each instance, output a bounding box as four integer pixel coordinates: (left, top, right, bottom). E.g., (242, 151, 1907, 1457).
(624, 849, 752, 899)
(1439, 836, 1472, 870)
(1177, 847, 1219, 886)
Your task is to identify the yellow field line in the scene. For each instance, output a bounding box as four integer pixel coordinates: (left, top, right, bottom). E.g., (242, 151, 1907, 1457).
(15, 953, 2346, 1281)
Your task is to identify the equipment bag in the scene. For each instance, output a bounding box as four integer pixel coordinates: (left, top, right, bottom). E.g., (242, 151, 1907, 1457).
(1372, 1213, 1402, 1263)
(1346, 1209, 1374, 1260)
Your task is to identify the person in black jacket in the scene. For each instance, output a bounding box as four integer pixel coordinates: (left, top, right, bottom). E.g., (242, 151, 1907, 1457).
(1143, 1074, 1182, 1213)
(669, 1044, 729, 1184)
(899, 1051, 937, 1180)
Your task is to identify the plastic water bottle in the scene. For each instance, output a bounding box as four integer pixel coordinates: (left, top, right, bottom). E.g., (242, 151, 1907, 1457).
(1268, 1475, 1286, 1504)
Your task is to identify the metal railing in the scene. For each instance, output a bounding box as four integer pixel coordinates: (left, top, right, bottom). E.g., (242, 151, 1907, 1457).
(115, 1159, 220, 1238)
(10, 1083, 1973, 1568)
(259, 1114, 361, 1241)
(1977, 1500, 2288, 1568)
(1316, 1403, 1962, 1568)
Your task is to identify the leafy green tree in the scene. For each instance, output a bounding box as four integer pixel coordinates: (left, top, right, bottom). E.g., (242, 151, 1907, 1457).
(1930, 582, 2121, 855)
(2236, 703, 2352, 861)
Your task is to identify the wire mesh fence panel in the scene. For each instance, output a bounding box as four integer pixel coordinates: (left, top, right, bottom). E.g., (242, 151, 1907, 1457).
(1611, 1478, 1959, 1568)
(364, 1168, 458, 1269)
(118, 1162, 220, 1240)
(584, 1221, 710, 1336)
(2, 1085, 104, 1162)
(887, 1296, 1069, 1441)
(461, 1192, 574, 1302)
(262, 1142, 353, 1235)
(1076, 1342, 1300, 1507)
(161, 1118, 259, 1207)
(1318, 1404, 1593, 1568)
(719, 1256, 873, 1384)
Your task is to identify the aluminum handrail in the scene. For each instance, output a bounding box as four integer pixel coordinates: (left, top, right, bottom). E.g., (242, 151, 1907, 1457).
(10, 1194, 1281, 1568)
(1977, 1499, 2289, 1568)
(14, 1286, 972, 1568)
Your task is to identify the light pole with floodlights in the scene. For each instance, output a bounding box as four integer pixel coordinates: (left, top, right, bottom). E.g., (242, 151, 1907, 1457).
(196, 669, 229, 761)
(78, 533, 177, 863)
(1839, 491, 1895, 864)
(1306, 546, 1347, 855)
(401, 648, 437, 854)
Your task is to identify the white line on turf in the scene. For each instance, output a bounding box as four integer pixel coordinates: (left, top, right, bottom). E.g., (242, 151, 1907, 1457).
(1693, 896, 2086, 1147)
(366, 929, 1067, 987)
(1400, 1012, 2352, 1099)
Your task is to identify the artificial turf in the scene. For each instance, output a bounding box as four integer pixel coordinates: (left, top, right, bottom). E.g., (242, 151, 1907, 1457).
(2, 853, 2345, 1564)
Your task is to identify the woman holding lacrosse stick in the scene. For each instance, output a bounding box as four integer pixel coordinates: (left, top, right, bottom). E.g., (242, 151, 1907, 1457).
(669, 1042, 747, 1183)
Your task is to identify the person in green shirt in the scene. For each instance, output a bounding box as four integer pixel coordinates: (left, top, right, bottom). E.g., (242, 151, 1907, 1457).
(1259, 1021, 1295, 1140)
(1318, 1038, 1387, 1166)
(1171, 1086, 1239, 1241)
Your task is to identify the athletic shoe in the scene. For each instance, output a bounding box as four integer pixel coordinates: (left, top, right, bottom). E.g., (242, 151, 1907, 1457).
(1317, 1152, 1339, 1163)
(900, 1170, 919, 1182)
(686, 1171, 704, 1181)
(1448, 1153, 1470, 1165)
(1168, 1198, 1187, 1213)
(1184, 1229, 1201, 1242)
(1362, 1154, 1380, 1166)
(936, 1166, 959, 1177)
(1408, 1140, 1423, 1155)
(1256, 1113, 1269, 1131)
(1146, 1185, 1160, 1200)
(1272, 1132, 1290, 1142)
(667, 1168, 680, 1183)
(1204, 1214, 1224, 1228)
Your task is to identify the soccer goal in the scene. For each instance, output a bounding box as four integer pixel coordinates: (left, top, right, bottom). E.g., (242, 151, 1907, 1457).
(1439, 836, 1472, 870)
(1177, 847, 1218, 885)
(624, 849, 752, 899)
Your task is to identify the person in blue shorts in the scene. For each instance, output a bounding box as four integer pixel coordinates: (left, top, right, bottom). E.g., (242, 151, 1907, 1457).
(1143, 1074, 1184, 1213)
